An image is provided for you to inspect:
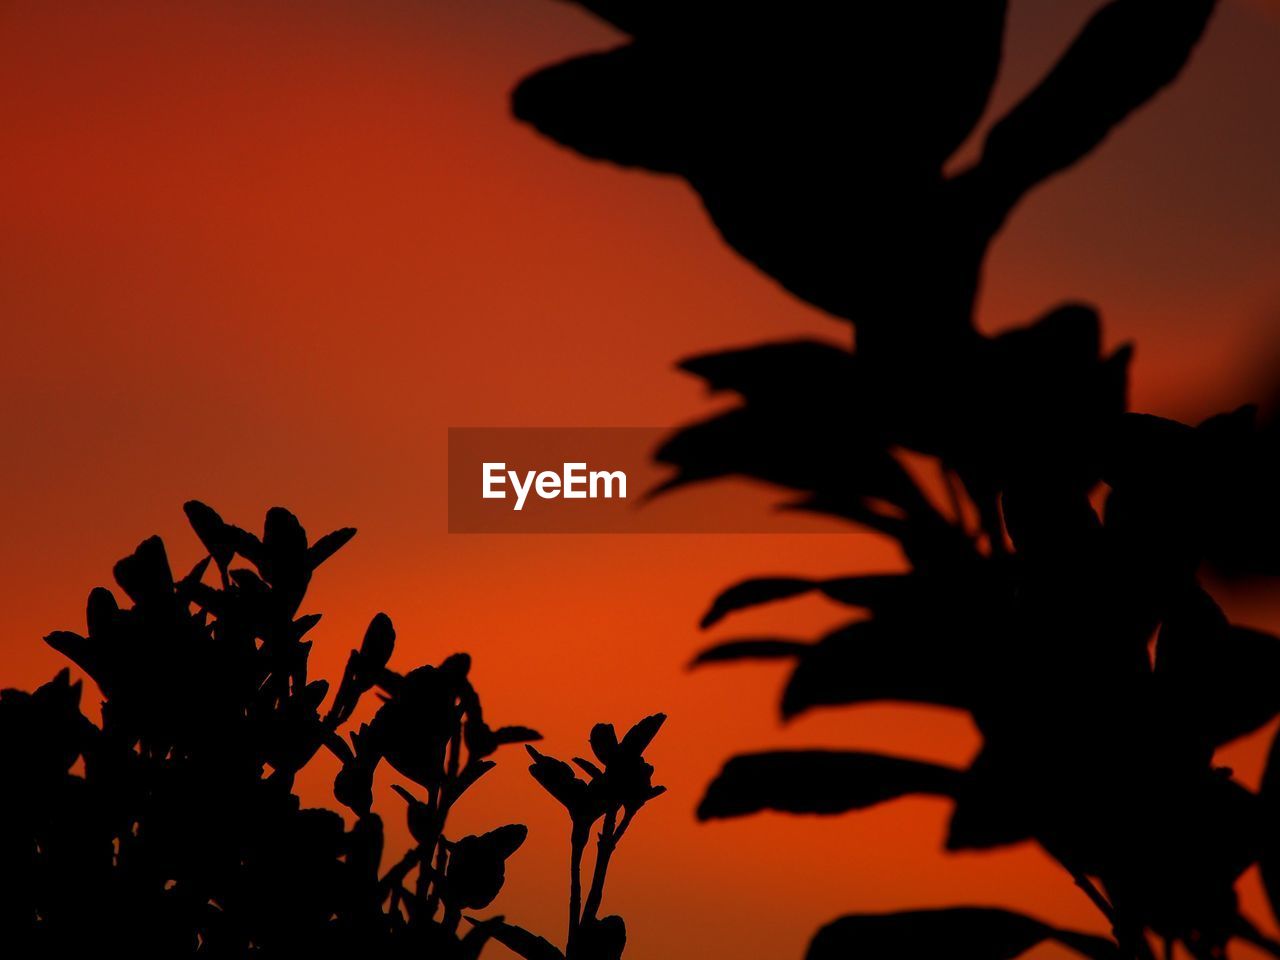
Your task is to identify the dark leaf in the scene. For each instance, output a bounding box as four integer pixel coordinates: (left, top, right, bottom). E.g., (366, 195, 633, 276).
(976, 0, 1216, 226)
(690, 637, 809, 667)
(1259, 727, 1280, 926)
(700, 574, 911, 628)
(527, 746, 597, 823)
(573, 757, 604, 780)
(619, 713, 665, 755)
(450, 759, 497, 802)
(85, 586, 119, 638)
(360, 613, 396, 670)
(652, 343, 934, 523)
(806, 909, 1119, 960)
(699, 578, 820, 628)
(946, 746, 1035, 851)
(1157, 585, 1280, 745)
(590, 723, 619, 764)
(293, 613, 323, 640)
(457, 915, 502, 960)
(308, 526, 357, 570)
(112, 535, 174, 609)
(679, 340, 857, 398)
(261, 506, 309, 584)
(698, 751, 960, 820)
(579, 914, 626, 960)
(475, 918, 565, 960)
(494, 725, 542, 746)
(512, 46, 685, 174)
(179, 555, 212, 590)
(44, 631, 99, 684)
(782, 620, 974, 718)
(183, 500, 236, 571)
(445, 824, 528, 910)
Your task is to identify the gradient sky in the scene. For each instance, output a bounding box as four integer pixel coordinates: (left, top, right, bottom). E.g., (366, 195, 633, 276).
(3, 2, 1280, 957)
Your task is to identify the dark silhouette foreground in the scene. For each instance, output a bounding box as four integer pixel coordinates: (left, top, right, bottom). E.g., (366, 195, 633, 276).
(516, 1, 1280, 958)
(0, 503, 663, 958)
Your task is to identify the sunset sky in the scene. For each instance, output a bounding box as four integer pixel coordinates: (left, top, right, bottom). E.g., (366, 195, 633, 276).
(3, 2, 1280, 957)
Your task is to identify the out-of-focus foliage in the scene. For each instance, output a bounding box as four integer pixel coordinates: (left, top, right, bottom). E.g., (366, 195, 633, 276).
(514, 1, 1280, 958)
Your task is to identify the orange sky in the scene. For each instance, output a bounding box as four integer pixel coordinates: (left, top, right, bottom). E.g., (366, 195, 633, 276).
(3, 2, 1280, 957)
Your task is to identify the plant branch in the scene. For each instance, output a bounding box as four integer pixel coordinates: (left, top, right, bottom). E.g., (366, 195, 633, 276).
(581, 806, 620, 925)
(566, 823, 588, 959)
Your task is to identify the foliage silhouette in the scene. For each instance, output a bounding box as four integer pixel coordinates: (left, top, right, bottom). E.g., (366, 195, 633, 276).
(491, 715, 666, 960)
(0, 503, 663, 958)
(514, 0, 1215, 355)
(515, 1, 1280, 958)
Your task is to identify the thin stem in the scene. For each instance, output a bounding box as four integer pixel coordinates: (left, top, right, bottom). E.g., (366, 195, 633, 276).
(581, 807, 620, 925)
(447, 721, 462, 782)
(443, 901, 462, 936)
(422, 836, 448, 912)
(423, 726, 463, 913)
(566, 824, 588, 960)
(612, 807, 636, 845)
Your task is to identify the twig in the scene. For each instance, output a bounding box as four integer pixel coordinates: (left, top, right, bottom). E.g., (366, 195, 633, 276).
(581, 807, 620, 925)
(566, 824, 588, 959)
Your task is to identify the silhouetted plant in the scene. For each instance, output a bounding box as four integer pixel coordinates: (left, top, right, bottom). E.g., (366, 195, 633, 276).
(0, 502, 662, 958)
(514, 0, 1215, 356)
(515, 2, 1280, 958)
(482, 715, 666, 960)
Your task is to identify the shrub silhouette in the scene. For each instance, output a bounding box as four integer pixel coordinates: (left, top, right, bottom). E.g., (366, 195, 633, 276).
(0, 502, 663, 958)
(491, 716, 667, 960)
(515, 1, 1280, 958)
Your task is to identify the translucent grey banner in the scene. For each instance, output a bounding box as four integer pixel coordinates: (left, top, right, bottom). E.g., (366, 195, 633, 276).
(448, 427, 852, 534)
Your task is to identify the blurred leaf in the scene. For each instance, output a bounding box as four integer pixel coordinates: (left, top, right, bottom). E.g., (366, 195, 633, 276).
(806, 909, 1120, 960)
(653, 342, 935, 523)
(494, 725, 542, 745)
(1157, 585, 1280, 745)
(946, 746, 1035, 851)
(512, 45, 684, 174)
(699, 574, 910, 628)
(782, 619, 974, 718)
(691, 637, 809, 667)
(1258, 727, 1280, 927)
(698, 751, 960, 820)
(976, 0, 1217, 219)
